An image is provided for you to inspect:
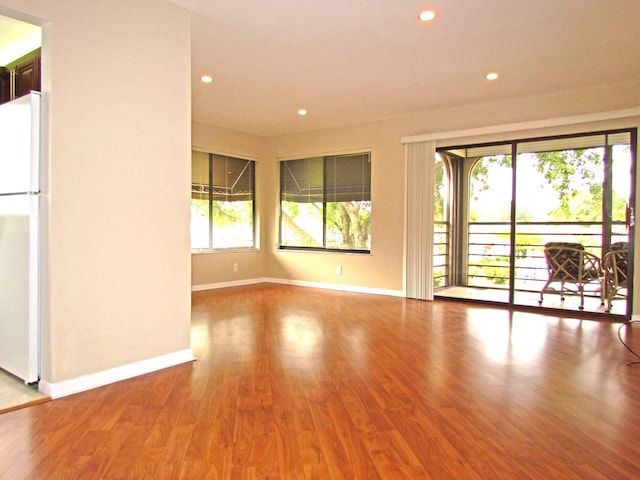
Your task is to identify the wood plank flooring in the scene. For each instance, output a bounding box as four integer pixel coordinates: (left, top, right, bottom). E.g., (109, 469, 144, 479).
(1, 283, 639, 479)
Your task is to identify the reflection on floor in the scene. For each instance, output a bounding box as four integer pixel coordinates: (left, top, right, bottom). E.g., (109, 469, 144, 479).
(436, 286, 626, 316)
(0, 369, 49, 414)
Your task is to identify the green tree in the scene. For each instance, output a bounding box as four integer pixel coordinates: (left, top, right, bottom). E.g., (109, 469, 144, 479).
(535, 149, 601, 221)
(326, 201, 371, 249)
(281, 202, 322, 247)
(434, 157, 446, 221)
(470, 155, 512, 197)
(468, 155, 512, 222)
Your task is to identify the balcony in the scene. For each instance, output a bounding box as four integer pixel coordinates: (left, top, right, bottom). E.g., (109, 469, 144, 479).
(434, 220, 629, 315)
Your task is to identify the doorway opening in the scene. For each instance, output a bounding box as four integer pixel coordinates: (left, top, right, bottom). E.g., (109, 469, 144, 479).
(0, 12, 43, 413)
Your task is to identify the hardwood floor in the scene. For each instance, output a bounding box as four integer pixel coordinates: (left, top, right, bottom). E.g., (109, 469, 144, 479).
(1, 283, 639, 479)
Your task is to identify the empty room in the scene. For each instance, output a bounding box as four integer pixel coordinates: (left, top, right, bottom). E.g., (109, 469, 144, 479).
(0, 0, 639, 478)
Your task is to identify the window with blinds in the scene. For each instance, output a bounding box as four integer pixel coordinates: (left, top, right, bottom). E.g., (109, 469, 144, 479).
(280, 152, 371, 252)
(191, 151, 256, 250)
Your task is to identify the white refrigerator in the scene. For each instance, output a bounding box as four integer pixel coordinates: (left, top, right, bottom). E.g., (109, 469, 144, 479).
(0, 92, 41, 384)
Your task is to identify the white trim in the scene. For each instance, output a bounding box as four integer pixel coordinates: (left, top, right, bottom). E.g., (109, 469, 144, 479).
(192, 278, 267, 291)
(0, 6, 45, 27)
(265, 277, 404, 297)
(400, 108, 640, 144)
(192, 277, 404, 297)
(39, 349, 195, 399)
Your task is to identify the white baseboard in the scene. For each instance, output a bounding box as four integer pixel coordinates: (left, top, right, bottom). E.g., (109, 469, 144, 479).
(266, 277, 405, 297)
(192, 277, 405, 297)
(39, 349, 195, 399)
(191, 278, 267, 291)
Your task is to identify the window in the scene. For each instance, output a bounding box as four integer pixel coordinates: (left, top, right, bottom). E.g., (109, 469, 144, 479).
(280, 152, 371, 252)
(191, 151, 255, 250)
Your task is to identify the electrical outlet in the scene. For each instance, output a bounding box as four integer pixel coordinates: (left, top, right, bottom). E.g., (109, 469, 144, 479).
(233, 263, 238, 272)
(335, 265, 342, 275)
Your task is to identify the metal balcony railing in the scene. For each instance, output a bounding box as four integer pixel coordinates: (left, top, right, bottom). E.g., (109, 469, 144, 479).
(433, 221, 450, 288)
(434, 221, 629, 294)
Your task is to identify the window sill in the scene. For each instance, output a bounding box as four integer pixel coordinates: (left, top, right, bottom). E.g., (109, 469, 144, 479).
(278, 246, 371, 254)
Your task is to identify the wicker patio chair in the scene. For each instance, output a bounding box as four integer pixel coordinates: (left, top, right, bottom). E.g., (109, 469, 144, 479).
(602, 242, 628, 313)
(538, 242, 602, 310)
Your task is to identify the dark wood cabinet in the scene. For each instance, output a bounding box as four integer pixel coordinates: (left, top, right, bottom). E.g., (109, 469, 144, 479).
(0, 67, 11, 104)
(0, 48, 41, 105)
(15, 54, 40, 98)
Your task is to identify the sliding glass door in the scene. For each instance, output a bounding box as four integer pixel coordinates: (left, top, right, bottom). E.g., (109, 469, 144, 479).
(435, 128, 636, 317)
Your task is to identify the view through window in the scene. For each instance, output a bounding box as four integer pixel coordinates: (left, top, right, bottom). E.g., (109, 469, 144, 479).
(191, 151, 255, 250)
(280, 152, 371, 252)
(434, 129, 636, 316)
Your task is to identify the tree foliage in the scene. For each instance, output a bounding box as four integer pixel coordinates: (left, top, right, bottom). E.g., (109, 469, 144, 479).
(534, 149, 602, 221)
(435, 145, 631, 289)
(280, 200, 371, 249)
(326, 201, 371, 249)
(434, 158, 446, 221)
(466, 148, 628, 223)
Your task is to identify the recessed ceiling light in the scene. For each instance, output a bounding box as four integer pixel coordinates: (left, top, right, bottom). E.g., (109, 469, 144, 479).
(200, 75, 213, 83)
(419, 10, 436, 22)
(298, 109, 308, 116)
(486, 72, 499, 81)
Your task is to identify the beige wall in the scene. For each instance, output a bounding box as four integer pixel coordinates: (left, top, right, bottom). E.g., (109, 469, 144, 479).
(0, 0, 635, 392)
(0, 0, 192, 383)
(191, 122, 268, 287)
(194, 96, 640, 312)
(265, 122, 407, 293)
(191, 119, 408, 294)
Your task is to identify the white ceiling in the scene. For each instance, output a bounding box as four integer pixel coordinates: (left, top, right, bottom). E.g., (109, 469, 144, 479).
(0, 15, 40, 66)
(2, 3, 639, 136)
(175, 0, 640, 137)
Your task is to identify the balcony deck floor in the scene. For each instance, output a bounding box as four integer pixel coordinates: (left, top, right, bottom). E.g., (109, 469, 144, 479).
(436, 286, 627, 317)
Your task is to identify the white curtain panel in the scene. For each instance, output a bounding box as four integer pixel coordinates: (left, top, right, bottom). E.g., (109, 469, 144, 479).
(405, 140, 435, 300)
